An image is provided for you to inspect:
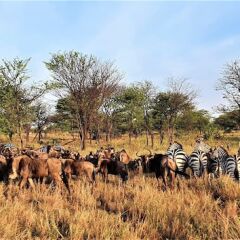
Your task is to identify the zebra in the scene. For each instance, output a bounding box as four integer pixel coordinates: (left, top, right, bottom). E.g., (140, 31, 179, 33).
(235, 148, 240, 181)
(167, 141, 183, 152)
(208, 146, 237, 180)
(188, 150, 208, 177)
(194, 140, 211, 154)
(167, 142, 188, 173)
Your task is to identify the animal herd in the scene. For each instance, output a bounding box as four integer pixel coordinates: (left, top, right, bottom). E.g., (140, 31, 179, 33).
(0, 138, 239, 193)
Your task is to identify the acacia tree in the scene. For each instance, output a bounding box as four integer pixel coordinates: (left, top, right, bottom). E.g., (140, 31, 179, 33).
(101, 92, 119, 143)
(114, 86, 145, 144)
(217, 60, 240, 119)
(45, 51, 121, 150)
(0, 58, 48, 147)
(139, 81, 155, 147)
(153, 78, 196, 143)
(32, 102, 51, 143)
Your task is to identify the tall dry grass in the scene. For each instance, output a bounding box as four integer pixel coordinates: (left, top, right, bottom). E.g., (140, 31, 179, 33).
(0, 131, 239, 239)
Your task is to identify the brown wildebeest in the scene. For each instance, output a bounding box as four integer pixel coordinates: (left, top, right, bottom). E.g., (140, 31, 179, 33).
(63, 159, 96, 183)
(21, 149, 49, 161)
(98, 159, 128, 182)
(9, 155, 70, 193)
(142, 154, 189, 190)
(0, 155, 8, 181)
(118, 149, 131, 164)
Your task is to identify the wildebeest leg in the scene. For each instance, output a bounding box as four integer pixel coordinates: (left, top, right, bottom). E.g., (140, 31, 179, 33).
(60, 170, 70, 194)
(19, 178, 27, 189)
(169, 171, 175, 191)
(28, 178, 35, 190)
(161, 170, 167, 192)
(39, 177, 44, 184)
(102, 167, 108, 183)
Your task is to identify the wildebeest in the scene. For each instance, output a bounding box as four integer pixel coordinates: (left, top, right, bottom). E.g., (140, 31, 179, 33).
(127, 159, 142, 174)
(86, 151, 99, 167)
(0, 155, 8, 181)
(9, 155, 70, 193)
(118, 149, 131, 164)
(98, 159, 128, 182)
(63, 159, 96, 183)
(136, 149, 153, 173)
(142, 153, 190, 190)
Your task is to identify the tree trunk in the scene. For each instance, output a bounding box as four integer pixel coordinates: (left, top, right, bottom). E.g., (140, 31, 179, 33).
(79, 128, 86, 150)
(159, 130, 164, 145)
(25, 125, 31, 146)
(18, 128, 23, 149)
(150, 132, 154, 148)
(129, 131, 132, 145)
(76, 112, 86, 150)
(89, 130, 92, 144)
(96, 124, 100, 144)
(167, 120, 174, 144)
(38, 130, 42, 143)
(146, 130, 149, 146)
(8, 131, 13, 142)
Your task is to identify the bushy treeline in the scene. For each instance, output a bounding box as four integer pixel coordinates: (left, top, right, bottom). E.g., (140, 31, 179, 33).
(0, 51, 239, 149)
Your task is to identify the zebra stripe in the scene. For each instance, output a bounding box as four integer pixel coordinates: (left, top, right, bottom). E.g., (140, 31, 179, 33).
(236, 153, 240, 181)
(225, 156, 237, 180)
(211, 147, 237, 180)
(189, 150, 208, 177)
(167, 148, 188, 172)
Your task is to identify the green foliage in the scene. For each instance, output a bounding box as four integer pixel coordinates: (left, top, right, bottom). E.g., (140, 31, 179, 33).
(214, 110, 240, 132)
(176, 109, 211, 133)
(0, 57, 48, 143)
(113, 85, 145, 134)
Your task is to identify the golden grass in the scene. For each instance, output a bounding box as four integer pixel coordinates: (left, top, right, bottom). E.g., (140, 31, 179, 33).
(1, 176, 240, 239)
(0, 131, 239, 239)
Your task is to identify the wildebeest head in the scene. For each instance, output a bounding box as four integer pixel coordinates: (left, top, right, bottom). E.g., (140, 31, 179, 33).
(127, 159, 142, 173)
(136, 149, 153, 173)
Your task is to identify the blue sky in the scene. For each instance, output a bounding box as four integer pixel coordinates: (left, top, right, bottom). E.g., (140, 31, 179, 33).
(0, 1, 240, 114)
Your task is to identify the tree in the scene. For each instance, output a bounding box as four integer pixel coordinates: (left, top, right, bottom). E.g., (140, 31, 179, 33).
(45, 51, 122, 150)
(0, 58, 48, 147)
(114, 86, 145, 144)
(176, 109, 211, 134)
(101, 90, 120, 143)
(217, 60, 240, 118)
(152, 78, 196, 143)
(214, 110, 240, 132)
(32, 103, 51, 143)
(138, 81, 155, 147)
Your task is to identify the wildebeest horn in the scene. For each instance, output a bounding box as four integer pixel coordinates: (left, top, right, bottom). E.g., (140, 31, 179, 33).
(136, 151, 141, 157)
(145, 148, 152, 156)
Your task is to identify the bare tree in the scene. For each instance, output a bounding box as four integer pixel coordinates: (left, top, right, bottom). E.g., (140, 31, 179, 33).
(45, 51, 122, 150)
(217, 60, 240, 116)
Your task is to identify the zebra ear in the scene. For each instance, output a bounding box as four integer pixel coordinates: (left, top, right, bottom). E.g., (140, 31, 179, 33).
(226, 144, 230, 151)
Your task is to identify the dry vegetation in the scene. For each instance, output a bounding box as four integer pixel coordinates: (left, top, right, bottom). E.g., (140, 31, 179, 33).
(0, 131, 240, 239)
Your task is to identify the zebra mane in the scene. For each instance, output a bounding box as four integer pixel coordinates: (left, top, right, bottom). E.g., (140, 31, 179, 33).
(168, 141, 183, 151)
(194, 141, 211, 153)
(217, 146, 229, 156)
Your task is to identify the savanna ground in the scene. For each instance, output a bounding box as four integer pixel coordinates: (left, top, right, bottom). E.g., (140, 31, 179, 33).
(0, 131, 240, 240)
